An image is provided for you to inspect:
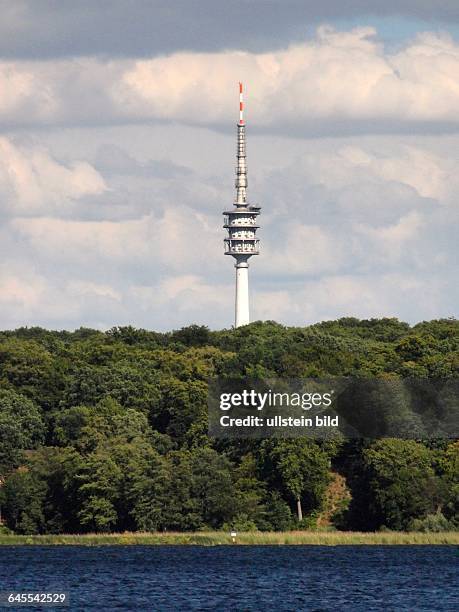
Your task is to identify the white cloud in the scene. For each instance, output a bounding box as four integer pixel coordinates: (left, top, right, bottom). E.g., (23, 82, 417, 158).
(253, 290, 302, 322)
(1, 28, 459, 133)
(0, 61, 56, 120)
(337, 145, 454, 202)
(270, 143, 454, 205)
(265, 224, 344, 275)
(11, 207, 223, 274)
(115, 27, 459, 127)
(66, 280, 122, 301)
(254, 272, 450, 325)
(0, 269, 46, 310)
(0, 265, 233, 330)
(0, 266, 81, 326)
(354, 211, 424, 264)
(0, 137, 106, 216)
(131, 275, 230, 313)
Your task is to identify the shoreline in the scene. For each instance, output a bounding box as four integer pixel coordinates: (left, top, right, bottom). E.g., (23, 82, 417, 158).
(0, 531, 457, 546)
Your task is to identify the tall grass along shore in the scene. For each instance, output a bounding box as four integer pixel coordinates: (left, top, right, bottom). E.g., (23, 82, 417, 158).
(0, 531, 457, 546)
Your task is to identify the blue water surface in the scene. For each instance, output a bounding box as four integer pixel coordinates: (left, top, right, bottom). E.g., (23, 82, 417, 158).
(0, 545, 457, 611)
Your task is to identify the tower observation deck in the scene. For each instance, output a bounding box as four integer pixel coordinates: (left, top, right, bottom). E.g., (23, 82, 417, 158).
(223, 83, 261, 327)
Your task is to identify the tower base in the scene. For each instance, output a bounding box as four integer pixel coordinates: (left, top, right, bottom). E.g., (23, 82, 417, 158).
(235, 261, 249, 327)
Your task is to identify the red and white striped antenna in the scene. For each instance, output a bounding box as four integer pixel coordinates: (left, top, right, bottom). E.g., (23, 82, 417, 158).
(239, 82, 244, 124)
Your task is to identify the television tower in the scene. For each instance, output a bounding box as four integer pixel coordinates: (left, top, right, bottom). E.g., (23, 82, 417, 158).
(223, 83, 261, 327)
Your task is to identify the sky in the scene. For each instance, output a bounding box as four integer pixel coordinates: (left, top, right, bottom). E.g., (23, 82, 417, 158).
(0, 0, 458, 331)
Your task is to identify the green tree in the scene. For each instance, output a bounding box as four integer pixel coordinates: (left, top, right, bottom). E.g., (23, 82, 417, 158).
(78, 497, 118, 532)
(53, 405, 91, 447)
(362, 439, 441, 530)
(1, 469, 46, 534)
(231, 454, 268, 529)
(0, 338, 65, 410)
(26, 446, 83, 533)
(151, 378, 207, 441)
(260, 439, 330, 521)
(189, 447, 237, 528)
(163, 451, 202, 530)
(0, 389, 45, 472)
(126, 446, 170, 531)
(434, 440, 459, 526)
(76, 451, 123, 532)
(259, 491, 293, 531)
(170, 325, 210, 347)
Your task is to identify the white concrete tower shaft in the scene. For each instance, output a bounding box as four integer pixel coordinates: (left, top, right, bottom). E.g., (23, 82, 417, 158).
(235, 260, 249, 327)
(223, 83, 261, 327)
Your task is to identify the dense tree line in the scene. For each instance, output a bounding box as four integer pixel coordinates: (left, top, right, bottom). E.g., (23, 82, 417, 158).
(0, 318, 457, 534)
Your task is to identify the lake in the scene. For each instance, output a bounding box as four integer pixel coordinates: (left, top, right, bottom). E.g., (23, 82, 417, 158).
(1, 545, 457, 610)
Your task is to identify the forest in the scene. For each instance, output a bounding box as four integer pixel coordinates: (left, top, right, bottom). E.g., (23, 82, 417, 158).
(0, 317, 457, 535)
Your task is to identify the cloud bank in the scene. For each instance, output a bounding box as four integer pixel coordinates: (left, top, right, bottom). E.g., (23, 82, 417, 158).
(1, 28, 459, 135)
(0, 20, 457, 330)
(1, 1, 459, 59)
(0, 128, 457, 329)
